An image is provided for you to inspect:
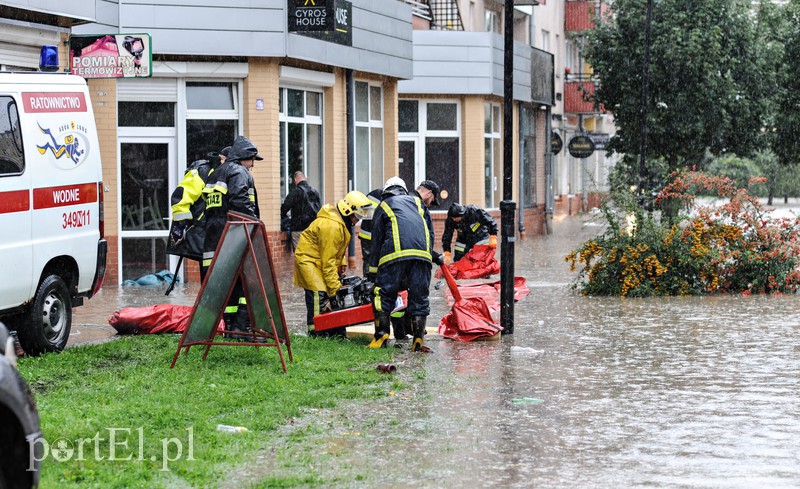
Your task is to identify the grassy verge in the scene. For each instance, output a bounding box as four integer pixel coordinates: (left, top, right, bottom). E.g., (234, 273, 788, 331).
(17, 334, 397, 488)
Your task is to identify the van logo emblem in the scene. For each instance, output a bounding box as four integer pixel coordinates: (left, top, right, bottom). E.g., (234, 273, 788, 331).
(36, 122, 90, 169)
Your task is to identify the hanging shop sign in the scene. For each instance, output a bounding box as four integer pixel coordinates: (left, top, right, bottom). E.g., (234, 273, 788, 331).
(568, 134, 596, 159)
(69, 34, 152, 79)
(289, 0, 352, 46)
(551, 131, 563, 155)
(588, 132, 610, 150)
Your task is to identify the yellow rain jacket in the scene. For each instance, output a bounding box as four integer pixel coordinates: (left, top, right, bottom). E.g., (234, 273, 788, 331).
(292, 204, 350, 296)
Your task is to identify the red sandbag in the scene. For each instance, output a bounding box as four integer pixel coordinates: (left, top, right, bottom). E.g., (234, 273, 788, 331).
(444, 277, 531, 312)
(436, 244, 500, 280)
(437, 265, 502, 341)
(109, 304, 222, 334)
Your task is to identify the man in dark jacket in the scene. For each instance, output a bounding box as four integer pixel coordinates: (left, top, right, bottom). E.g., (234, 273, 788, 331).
(368, 177, 444, 351)
(280, 171, 321, 250)
(202, 135, 262, 337)
(442, 203, 498, 263)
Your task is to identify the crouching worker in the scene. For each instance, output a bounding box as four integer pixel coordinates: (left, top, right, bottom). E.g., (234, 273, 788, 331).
(368, 177, 444, 351)
(294, 191, 374, 338)
(442, 203, 498, 263)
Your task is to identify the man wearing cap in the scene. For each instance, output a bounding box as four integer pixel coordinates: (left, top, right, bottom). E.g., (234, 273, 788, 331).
(442, 203, 498, 263)
(413, 180, 442, 209)
(367, 177, 444, 352)
(202, 135, 262, 337)
(167, 145, 229, 281)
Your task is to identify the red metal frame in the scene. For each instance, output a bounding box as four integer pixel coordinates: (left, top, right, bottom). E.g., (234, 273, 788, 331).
(171, 213, 293, 371)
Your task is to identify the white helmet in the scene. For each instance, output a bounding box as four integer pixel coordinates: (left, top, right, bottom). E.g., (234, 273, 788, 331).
(383, 176, 407, 192)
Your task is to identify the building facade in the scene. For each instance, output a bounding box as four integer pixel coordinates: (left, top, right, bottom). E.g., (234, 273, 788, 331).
(2, 0, 559, 287)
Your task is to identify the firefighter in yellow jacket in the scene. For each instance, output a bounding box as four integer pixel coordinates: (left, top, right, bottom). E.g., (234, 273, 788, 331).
(293, 191, 374, 337)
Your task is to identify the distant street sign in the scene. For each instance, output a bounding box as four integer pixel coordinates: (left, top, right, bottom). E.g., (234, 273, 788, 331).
(588, 132, 610, 150)
(568, 134, 595, 159)
(551, 131, 563, 155)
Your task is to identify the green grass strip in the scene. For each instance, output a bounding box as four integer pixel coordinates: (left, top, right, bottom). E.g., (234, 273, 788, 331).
(17, 334, 394, 488)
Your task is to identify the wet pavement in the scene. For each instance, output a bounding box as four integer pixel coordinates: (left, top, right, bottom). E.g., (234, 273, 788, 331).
(72, 212, 800, 488)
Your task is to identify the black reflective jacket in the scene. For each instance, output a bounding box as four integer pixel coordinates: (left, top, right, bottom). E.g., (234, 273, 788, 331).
(368, 187, 434, 274)
(442, 205, 498, 255)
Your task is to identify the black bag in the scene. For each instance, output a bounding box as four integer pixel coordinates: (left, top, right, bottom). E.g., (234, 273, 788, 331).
(298, 185, 321, 230)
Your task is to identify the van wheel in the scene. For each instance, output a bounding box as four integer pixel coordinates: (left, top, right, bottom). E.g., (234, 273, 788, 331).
(17, 275, 72, 356)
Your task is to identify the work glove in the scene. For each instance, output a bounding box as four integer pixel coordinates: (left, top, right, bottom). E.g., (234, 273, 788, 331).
(488, 235, 498, 248)
(432, 252, 445, 266)
(339, 265, 348, 276)
(170, 220, 190, 245)
(443, 251, 452, 264)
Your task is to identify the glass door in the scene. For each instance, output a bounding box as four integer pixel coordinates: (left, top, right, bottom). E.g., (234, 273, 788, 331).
(398, 137, 418, 193)
(118, 137, 176, 282)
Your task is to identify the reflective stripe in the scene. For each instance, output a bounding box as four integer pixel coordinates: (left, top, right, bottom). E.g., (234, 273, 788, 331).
(238, 297, 247, 305)
(455, 242, 466, 252)
(391, 310, 405, 318)
(172, 212, 192, 220)
(373, 286, 382, 312)
(367, 195, 380, 204)
(475, 238, 490, 246)
(204, 181, 228, 192)
(379, 201, 402, 255)
(378, 249, 431, 266)
(414, 197, 430, 257)
(471, 222, 481, 232)
(358, 230, 372, 240)
(368, 265, 378, 274)
(202, 251, 214, 267)
(225, 305, 238, 313)
(202, 258, 212, 267)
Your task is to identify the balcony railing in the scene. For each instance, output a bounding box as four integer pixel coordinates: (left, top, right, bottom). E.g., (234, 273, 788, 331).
(400, 0, 432, 21)
(566, 0, 610, 32)
(564, 78, 601, 114)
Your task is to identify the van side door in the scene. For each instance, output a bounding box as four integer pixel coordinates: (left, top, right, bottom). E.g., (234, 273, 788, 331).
(0, 95, 33, 310)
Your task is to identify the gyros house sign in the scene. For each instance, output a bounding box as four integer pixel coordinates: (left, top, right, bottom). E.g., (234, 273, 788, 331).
(289, 0, 335, 32)
(568, 134, 596, 159)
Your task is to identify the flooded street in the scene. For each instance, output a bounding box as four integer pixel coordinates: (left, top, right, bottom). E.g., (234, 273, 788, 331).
(72, 214, 800, 487)
(247, 214, 800, 488)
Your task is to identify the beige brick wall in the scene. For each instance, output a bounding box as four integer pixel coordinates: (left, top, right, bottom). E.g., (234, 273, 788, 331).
(461, 96, 484, 207)
(243, 59, 280, 229)
(325, 69, 348, 202)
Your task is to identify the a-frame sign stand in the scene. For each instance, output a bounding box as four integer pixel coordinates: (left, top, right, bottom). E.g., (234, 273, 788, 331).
(170, 212, 293, 372)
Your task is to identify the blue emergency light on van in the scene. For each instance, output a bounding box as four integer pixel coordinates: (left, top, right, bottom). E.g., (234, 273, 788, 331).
(39, 45, 59, 72)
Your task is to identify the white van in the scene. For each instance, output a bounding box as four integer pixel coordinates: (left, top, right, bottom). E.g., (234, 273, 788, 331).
(0, 72, 107, 355)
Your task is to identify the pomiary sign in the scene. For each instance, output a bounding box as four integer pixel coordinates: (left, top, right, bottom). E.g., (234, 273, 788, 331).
(69, 34, 152, 79)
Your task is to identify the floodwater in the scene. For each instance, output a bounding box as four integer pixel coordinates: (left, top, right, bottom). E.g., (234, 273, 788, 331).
(71, 213, 800, 488)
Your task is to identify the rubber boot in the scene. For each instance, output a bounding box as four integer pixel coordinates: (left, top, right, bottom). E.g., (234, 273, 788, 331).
(368, 310, 391, 348)
(223, 312, 238, 339)
(411, 315, 429, 352)
(392, 314, 410, 341)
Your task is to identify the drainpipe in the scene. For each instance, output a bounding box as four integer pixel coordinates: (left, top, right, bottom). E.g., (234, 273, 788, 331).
(545, 105, 554, 234)
(518, 107, 526, 238)
(346, 69, 356, 268)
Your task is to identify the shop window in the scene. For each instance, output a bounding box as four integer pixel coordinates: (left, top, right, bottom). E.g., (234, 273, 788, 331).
(186, 82, 235, 110)
(118, 102, 175, 127)
(185, 82, 239, 167)
(0, 96, 24, 175)
(279, 87, 324, 199)
(354, 81, 384, 192)
(427, 103, 457, 131)
(399, 100, 460, 210)
(399, 100, 418, 133)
